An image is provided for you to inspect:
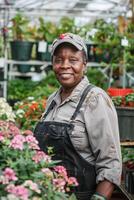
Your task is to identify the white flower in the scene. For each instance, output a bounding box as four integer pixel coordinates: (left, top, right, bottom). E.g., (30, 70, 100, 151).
(15, 109, 25, 118)
(0, 98, 16, 122)
(27, 96, 34, 100)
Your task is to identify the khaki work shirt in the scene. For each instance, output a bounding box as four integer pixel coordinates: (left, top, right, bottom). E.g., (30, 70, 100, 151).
(42, 76, 122, 186)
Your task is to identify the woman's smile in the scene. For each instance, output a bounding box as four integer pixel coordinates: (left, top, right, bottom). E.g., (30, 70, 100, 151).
(59, 73, 73, 79)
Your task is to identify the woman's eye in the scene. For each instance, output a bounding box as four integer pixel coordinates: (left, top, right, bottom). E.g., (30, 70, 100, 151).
(69, 59, 78, 63)
(55, 59, 62, 63)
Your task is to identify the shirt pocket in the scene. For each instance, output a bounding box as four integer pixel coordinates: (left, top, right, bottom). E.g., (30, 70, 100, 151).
(70, 125, 88, 151)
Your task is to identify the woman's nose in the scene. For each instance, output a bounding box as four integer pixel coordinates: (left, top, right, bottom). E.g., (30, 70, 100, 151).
(61, 60, 70, 68)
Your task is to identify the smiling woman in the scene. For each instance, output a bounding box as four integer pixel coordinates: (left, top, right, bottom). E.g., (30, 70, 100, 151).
(34, 33, 122, 200)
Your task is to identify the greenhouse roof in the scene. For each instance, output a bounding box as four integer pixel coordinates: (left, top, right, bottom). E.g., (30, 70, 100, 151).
(0, 0, 132, 24)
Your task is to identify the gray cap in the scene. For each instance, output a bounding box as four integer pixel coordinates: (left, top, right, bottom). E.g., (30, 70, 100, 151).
(51, 33, 87, 59)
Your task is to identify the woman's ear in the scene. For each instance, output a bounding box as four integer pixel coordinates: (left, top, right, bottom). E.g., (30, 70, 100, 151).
(83, 63, 87, 74)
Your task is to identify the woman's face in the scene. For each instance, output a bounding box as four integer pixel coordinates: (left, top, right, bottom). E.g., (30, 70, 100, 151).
(52, 44, 86, 90)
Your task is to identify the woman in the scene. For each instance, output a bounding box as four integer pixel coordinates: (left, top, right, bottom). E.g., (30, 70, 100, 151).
(34, 33, 122, 200)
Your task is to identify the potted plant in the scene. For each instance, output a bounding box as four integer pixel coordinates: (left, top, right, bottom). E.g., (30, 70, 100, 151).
(125, 93, 134, 107)
(92, 19, 123, 64)
(122, 147, 134, 194)
(107, 88, 134, 141)
(9, 13, 35, 72)
(35, 17, 58, 62)
(111, 96, 123, 107)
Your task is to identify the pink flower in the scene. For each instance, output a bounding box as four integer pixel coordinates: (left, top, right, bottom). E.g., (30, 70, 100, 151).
(0, 131, 4, 142)
(6, 184, 29, 200)
(9, 122, 21, 136)
(3, 168, 18, 182)
(32, 151, 51, 163)
(25, 135, 39, 150)
(67, 177, 78, 186)
(10, 135, 25, 150)
(41, 168, 53, 178)
(25, 135, 37, 143)
(54, 166, 67, 178)
(53, 178, 66, 192)
(29, 142, 40, 150)
(24, 180, 41, 193)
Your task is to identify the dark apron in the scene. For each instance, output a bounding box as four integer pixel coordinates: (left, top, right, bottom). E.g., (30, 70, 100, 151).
(34, 85, 96, 200)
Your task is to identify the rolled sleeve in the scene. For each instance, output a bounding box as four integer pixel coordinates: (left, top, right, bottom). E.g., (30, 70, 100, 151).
(84, 88, 122, 186)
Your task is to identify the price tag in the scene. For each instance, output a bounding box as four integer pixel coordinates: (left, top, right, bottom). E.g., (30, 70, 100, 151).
(0, 58, 5, 68)
(121, 37, 128, 47)
(38, 41, 47, 52)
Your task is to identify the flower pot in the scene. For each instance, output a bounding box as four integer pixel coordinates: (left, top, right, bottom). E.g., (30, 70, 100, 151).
(116, 107, 134, 141)
(10, 41, 34, 73)
(36, 41, 52, 62)
(86, 43, 97, 62)
(108, 88, 133, 97)
(124, 167, 134, 194)
(128, 101, 134, 107)
(10, 41, 34, 61)
(17, 64, 31, 73)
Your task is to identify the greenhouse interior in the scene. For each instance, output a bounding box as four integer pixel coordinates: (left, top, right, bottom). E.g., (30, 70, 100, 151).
(0, 0, 134, 199)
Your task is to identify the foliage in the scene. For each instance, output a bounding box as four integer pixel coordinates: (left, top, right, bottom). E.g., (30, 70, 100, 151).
(86, 68, 108, 90)
(7, 72, 59, 101)
(0, 121, 78, 199)
(111, 96, 123, 107)
(125, 93, 134, 102)
(122, 147, 134, 169)
(10, 13, 35, 41)
(58, 17, 77, 35)
(109, 93, 134, 107)
(36, 17, 59, 42)
(92, 19, 123, 63)
(0, 98, 15, 122)
(7, 79, 38, 100)
(14, 97, 47, 130)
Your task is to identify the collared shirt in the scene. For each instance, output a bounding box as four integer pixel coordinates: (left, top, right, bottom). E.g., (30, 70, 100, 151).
(42, 76, 122, 186)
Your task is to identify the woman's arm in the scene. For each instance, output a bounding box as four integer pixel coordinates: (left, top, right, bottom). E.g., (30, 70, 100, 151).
(84, 88, 122, 199)
(95, 180, 115, 199)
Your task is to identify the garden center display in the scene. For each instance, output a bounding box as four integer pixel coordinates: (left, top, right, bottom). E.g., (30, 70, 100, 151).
(0, 0, 134, 199)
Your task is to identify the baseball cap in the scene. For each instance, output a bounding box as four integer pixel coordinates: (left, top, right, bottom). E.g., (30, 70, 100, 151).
(51, 33, 88, 59)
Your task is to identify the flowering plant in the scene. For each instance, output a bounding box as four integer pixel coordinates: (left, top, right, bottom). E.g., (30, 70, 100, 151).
(0, 98, 15, 122)
(0, 120, 78, 200)
(14, 97, 47, 130)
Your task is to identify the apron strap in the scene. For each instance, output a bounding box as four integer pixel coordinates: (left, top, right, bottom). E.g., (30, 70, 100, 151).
(42, 100, 56, 119)
(71, 84, 94, 121)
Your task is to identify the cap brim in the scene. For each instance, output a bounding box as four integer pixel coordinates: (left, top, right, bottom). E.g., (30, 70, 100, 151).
(51, 38, 83, 55)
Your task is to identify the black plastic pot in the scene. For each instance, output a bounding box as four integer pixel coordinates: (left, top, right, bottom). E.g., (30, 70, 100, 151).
(124, 167, 134, 194)
(10, 41, 34, 61)
(36, 42, 52, 62)
(116, 107, 134, 141)
(17, 65, 31, 73)
(95, 49, 111, 63)
(10, 41, 34, 72)
(86, 43, 97, 62)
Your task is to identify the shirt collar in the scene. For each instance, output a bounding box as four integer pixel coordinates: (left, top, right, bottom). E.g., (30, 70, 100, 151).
(53, 76, 90, 104)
